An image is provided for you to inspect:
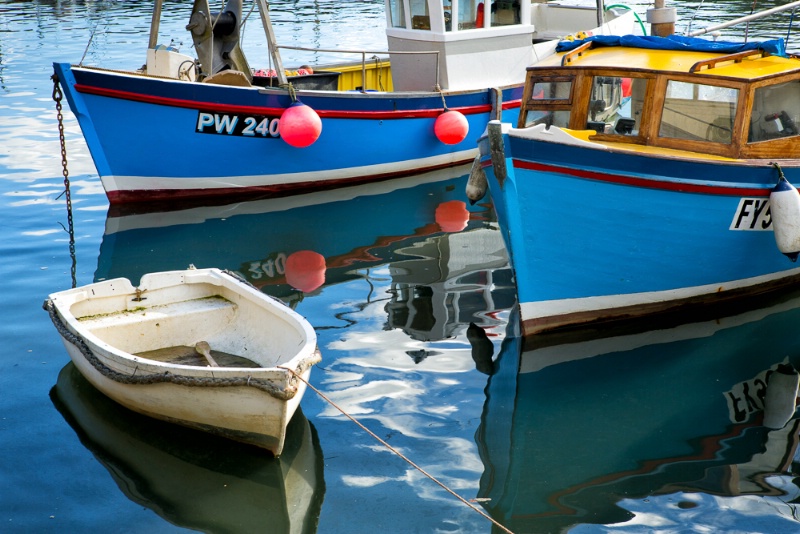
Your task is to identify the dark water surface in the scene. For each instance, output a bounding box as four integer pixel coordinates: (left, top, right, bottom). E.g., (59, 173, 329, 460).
(4, 1, 800, 532)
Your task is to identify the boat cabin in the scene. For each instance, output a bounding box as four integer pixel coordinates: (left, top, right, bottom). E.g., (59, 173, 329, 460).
(518, 42, 800, 159)
(383, 0, 616, 91)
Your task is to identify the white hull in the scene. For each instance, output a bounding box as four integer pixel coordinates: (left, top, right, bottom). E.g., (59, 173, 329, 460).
(46, 268, 321, 455)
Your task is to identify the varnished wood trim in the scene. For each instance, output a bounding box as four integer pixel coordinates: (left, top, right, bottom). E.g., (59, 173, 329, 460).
(689, 49, 770, 73)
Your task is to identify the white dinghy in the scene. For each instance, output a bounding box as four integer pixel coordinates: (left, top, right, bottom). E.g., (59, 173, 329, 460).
(45, 267, 321, 456)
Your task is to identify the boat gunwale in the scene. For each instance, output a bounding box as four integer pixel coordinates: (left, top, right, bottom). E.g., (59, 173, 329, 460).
(47, 269, 319, 382)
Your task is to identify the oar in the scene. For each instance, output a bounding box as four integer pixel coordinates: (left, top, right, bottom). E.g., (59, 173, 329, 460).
(195, 341, 219, 367)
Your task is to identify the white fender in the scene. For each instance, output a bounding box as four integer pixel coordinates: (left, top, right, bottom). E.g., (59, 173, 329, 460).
(466, 154, 488, 205)
(763, 364, 799, 429)
(770, 175, 800, 261)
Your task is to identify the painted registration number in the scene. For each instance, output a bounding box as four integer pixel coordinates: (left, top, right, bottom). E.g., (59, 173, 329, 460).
(730, 198, 772, 231)
(196, 112, 281, 138)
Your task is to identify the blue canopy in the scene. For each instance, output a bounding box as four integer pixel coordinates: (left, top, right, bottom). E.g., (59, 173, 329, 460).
(556, 34, 786, 57)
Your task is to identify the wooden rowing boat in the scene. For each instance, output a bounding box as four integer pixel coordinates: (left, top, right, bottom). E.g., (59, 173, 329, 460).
(44, 267, 321, 456)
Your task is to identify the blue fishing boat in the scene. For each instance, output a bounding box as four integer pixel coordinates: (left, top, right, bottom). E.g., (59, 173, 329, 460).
(477, 29, 800, 338)
(476, 291, 800, 532)
(51, 0, 636, 203)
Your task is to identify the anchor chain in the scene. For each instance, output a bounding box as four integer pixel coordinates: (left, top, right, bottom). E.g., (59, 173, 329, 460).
(43, 298, 321, 400)
(51, 72, 77, 288)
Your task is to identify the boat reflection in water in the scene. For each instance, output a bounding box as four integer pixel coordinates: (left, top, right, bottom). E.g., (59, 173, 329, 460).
(477, 292, 800, 533)
(96, 165, 513, 340)
(51, 363, 325, 533)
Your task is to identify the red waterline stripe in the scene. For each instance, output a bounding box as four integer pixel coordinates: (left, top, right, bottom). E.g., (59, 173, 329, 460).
(105, 158, 473, 204)
(515, 160, 771, 196)
(74, 84, 521, 119)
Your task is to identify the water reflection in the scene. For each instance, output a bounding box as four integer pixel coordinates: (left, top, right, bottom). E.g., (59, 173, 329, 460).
(51, 363, 325, 533)
(477, 292, 800, 532)
(84, 166, 516, 531)
(95, 166, 512, 337)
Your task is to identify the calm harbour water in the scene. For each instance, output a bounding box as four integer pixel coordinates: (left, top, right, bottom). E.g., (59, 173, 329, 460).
(4, 1, 800, 533)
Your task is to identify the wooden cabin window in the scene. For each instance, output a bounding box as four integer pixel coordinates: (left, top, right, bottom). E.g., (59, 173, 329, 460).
(530, 79, 572, 103)
(586, 76, 645, 136)
(388, 0, 407, 28)
(748, 80, 800, 143)
(525, 110, 571, 128)
(659, 80, 738, 144)
(521, 77, 573, 128)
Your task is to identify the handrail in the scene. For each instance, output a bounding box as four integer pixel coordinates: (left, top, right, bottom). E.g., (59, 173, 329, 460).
(277, 45, 441, 92)
(561, 41, 593, 66)
(689, 49, 771, 73)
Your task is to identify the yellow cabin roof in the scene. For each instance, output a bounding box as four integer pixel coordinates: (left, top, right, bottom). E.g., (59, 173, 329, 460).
(533, 43, 800, 80)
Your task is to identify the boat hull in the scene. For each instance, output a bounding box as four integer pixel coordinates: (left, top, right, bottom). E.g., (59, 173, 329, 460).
(477, 295, 800, 532)
(480, 124, 800, 337)
(51, 362, 324, 532)
(53, 62, 521, 203)
(46, 268, 321, 455)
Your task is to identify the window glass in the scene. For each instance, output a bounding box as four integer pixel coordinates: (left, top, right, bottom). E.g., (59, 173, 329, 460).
(531, 79, 572, 102)
(388, 0, 406, 28)
(525, 110, 571, 128)
(458, 0, 482, 29)
(491, 0, 520, 26)
(443, 0, 452, 30)
(659, 80, 738, 143)
(410, 0, 430, 29)
(586, 76, 645, 135)
(749, 80, 800, 142)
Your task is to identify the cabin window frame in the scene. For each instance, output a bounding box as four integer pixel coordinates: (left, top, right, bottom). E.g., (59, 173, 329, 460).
(651, 74, 747, 158)
(518, 71, 575, 128)
(741, 74, 800, 159)
(570, 70, 655, 143)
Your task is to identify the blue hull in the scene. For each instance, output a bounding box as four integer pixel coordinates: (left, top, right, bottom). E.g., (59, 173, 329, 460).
(477, 294, 800, 532)
(54, 63, 521, 203)
(480, 126, 800, 335)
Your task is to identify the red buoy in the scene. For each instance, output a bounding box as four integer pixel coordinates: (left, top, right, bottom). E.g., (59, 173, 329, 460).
(435, 200, 469, 232)
(285, 250, 326, 293)
(279, 101, 322, 148)
(434, 110, 469, 145)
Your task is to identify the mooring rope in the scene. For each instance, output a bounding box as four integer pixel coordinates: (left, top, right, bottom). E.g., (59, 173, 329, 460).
(43, 298, 321, 399)
(279, 366, 515, 534)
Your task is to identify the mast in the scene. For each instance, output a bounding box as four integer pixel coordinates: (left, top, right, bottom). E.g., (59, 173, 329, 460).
(647, 0, 676, 37)
(255, 0, 288, 85)
(148, 0, 164, 49)
(596, 0, 604, 29)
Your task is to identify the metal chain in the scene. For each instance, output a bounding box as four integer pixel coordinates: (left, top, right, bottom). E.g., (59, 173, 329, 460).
(51, 72, 77, 288)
